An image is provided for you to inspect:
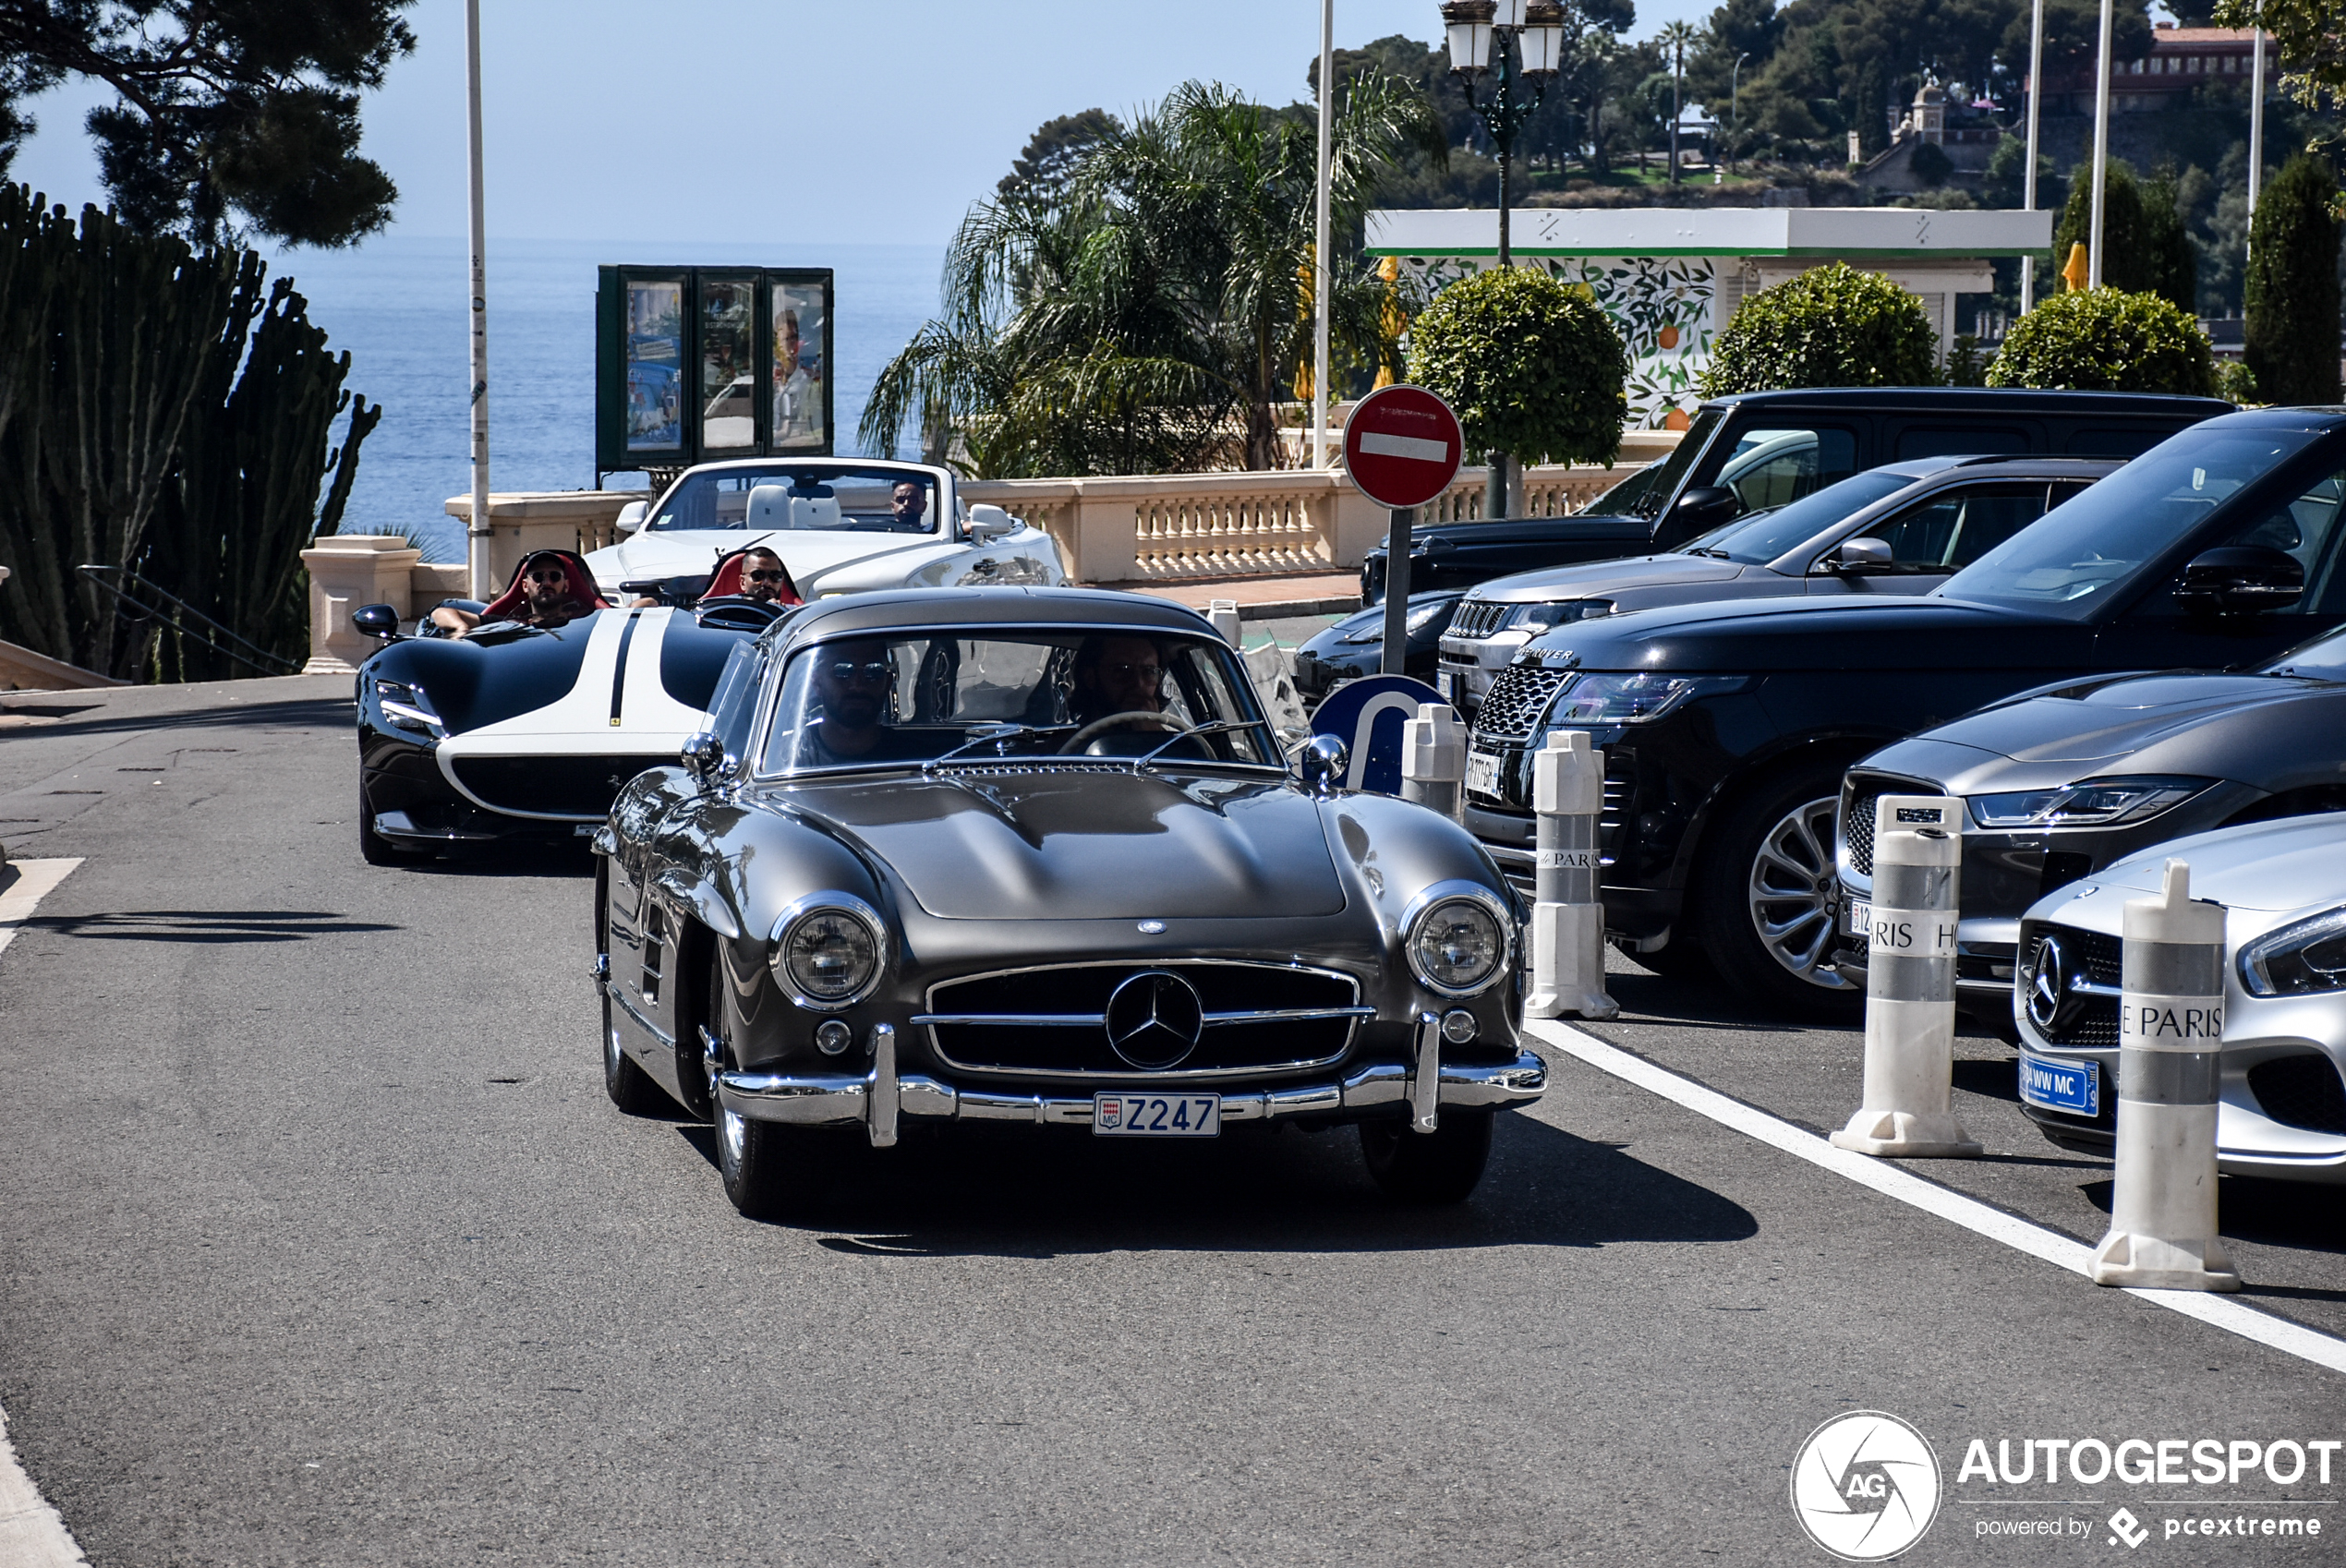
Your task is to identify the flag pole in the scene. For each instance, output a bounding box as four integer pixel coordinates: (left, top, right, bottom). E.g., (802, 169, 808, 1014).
(1312, 0, 1334, 469)
(2021, 0, 2044, 313)
(2087, 0, 2113, 289)
(465, 0, 493, 599)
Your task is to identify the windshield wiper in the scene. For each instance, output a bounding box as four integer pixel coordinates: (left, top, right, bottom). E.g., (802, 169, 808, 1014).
(1682, 547, 1731, 559)
(1132, 718, 1273, 772)
(924, 723, 1063, 771)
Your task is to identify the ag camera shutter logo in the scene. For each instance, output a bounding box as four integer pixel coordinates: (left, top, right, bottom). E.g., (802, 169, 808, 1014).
(1790, 1411, 1943, 1561)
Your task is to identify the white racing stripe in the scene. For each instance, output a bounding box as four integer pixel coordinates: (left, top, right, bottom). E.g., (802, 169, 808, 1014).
(1525, 1018, 2346, 1378)
(0, 859, 81, 965)
(1356, 430, 1450, 464)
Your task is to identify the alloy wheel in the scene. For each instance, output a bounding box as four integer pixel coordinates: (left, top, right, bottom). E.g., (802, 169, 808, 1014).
(1745, 794, 1858, 993)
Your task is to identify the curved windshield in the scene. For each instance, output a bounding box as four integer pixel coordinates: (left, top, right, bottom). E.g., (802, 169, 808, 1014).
(1941, 430, 2322, 620)
(1681, 470, 1915, 564)
(649, 464, 939, 535)
(756, 631, 1277, 774)
(2262, 622, 2346, 681)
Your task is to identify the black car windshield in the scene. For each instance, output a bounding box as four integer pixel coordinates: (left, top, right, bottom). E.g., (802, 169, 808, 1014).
(649, 464, 939, 535)
(1623, 407, 1723, 517)
(1940, 429, 2324, 620)
(1681, 470, 1916, 564)
(756, 631, 1277, 774)
(2262, 621, 2346, 681)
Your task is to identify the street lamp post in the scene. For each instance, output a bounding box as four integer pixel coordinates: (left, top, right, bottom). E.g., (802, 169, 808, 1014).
(2021, 0, 2044, 313)
(1441, 0, 1565, 521)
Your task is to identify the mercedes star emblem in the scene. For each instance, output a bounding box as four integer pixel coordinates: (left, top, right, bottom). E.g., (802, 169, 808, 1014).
(2025, 935, 2074, 1035)
(1104, 970, 1204, 1070)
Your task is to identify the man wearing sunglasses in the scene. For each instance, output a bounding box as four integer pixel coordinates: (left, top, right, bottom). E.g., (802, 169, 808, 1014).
(799, 639, 894, 764)
(1069, 635, 1168, 730)
(737, 547, 795, 605)
(429, 551, 596, 636)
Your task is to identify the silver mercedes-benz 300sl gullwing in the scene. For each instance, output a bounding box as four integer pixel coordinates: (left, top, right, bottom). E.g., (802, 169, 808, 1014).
(592, 586, 1544, 1216)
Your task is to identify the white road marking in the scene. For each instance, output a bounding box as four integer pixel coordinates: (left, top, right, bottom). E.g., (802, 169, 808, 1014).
(1356, 430, 1450, 464)
(0, 859, 80, 964)
(0, 1404, 88, 1567)
(1525, 1018, 2346, 1378)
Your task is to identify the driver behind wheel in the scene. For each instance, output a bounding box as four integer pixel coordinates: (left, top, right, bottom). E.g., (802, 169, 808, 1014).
(1069, 634, 1167, 729)
(430, 549, 605, 636)
(798, 639, 896, 766)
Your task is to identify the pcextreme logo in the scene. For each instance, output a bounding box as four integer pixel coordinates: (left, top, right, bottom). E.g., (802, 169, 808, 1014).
(1791, 1411, 1944, 1562)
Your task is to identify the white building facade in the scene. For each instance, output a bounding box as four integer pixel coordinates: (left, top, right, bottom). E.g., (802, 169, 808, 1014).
(1365, 207, 2052, 428)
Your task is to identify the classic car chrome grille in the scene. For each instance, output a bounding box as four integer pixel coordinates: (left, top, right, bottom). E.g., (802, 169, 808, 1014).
(1447, 599, 1515, 641)
(1472, 667, 1573, 742)
(918, 960, 1367, 1080)
(450, 754, 657, 817)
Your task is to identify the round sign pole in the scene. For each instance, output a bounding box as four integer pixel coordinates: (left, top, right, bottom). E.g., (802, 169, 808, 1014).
(1342, 384, 1464, 681)
(1380, 508, 1412, 675)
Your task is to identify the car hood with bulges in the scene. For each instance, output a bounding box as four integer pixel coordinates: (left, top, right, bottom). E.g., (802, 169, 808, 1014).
(786, 769, 1347, 921)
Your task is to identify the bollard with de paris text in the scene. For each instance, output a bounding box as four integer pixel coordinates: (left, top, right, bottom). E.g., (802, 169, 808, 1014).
(2089, 859, 2241, 1291)
(1832, 794, 1983, 1158)
(1524, 729, 1617, 1020)
(1400, 701, 1465, 820)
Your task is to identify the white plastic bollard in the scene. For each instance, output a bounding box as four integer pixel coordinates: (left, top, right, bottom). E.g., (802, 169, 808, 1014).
(2089, 859, 2241, 1291)
(1207, 597, 1242, 647)
(1831, 795, 1983, 1158)
(1524, 730, 1617, 1020)
(1399, 701, 1465, 819)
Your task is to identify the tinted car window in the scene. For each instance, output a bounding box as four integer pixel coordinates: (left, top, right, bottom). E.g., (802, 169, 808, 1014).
(2263, 621, 2346, 680)
(1895, 426, 2028, 461)
(1943, 430, 2323, 619)
(1626, 407, 1723, 517)
(1861, 483, 2059, 572)
(1687, 470, 1913, 564)
(1717, 426, 1859, 515)
(2126, 464, 2346, 617)
(651, 465, 938, 534)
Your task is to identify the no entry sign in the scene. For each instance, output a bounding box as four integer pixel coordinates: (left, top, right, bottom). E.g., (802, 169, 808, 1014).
(1343, 384, 1464, 512)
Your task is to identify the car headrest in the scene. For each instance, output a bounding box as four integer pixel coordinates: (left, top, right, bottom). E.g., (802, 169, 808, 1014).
(705, 547, 801, 606)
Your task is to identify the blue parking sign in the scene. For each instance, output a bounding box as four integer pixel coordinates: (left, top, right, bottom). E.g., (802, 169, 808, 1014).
(1309, 674, 1445, 796)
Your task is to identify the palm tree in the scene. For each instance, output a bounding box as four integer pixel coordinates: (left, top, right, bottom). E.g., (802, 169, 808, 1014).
(861, 74, 1442, 477)
(1659, 21, 1699, 185)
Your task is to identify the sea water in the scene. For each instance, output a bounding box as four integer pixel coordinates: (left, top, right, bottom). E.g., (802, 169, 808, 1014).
(273, 235, 946, 562)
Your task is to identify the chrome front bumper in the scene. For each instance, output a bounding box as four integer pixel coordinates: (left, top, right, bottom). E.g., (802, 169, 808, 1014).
(717, 1016, 1547, 1148)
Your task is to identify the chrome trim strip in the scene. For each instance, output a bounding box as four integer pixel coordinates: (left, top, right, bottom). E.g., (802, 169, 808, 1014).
(717, 1049, 1545, 1128)
(922, 956, 1362, 1010)
(910, 1005, 1376, 1029)
(608, 984, 671, 1049)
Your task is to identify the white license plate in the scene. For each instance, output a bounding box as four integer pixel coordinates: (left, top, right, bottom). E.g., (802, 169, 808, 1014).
(1845, 898, 1871, 936)
(1465, 750, 1501, 800)
(1094, 1093, 1218, 1137)
(1436, 668, 1457, 702)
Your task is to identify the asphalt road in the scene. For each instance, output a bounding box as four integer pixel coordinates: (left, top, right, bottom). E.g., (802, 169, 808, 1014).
(1, 675, 2340, 1566)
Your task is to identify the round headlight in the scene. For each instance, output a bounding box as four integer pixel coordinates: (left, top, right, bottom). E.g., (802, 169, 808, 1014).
(1405, 891, 1507, 996)
(769, 897, 885, 1009)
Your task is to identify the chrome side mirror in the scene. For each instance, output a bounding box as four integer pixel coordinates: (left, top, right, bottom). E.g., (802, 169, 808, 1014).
(681, 730, 728, 785)
(1296, 734, 1348, 795)
(1831, 537, 1894, 574)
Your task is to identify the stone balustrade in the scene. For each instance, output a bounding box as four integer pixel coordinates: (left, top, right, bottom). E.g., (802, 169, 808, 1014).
(298, 431, 1679, 675)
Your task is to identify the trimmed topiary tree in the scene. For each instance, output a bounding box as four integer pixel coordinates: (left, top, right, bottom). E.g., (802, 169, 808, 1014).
(1697, 262, 1937, 396)
(2244, 153, 2341, 406)
(1405, 265, 1631, 470)
(1985, 287, 2217, 396)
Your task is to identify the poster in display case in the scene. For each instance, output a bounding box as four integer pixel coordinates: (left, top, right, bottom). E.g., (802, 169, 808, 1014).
(596, 266, 834, 472)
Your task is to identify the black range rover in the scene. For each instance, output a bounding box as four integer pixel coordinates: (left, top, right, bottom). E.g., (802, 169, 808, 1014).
(1459, 407, 2346, 1017)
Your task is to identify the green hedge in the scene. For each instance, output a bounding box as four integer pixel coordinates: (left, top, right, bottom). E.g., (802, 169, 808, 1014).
(1985, 287, 2217, 397)
(2245, 153, 2341, 405)
(1406, 266, 1630, 468)
(1698, 262, 1937, 396)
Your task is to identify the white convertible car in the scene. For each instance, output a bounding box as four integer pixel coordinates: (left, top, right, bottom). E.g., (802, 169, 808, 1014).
(586, 458, 1064, 601)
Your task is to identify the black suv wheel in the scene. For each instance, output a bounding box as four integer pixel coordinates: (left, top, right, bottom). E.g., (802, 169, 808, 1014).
(1694, 764, 1864, 1020)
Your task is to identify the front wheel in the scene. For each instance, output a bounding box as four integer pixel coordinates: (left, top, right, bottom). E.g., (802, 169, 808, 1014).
(1692, 765, 1864, 1021)
(1359, 1112, 1493, 1203)
(602, 989, 665, 1115)
(357, 780, 415, 865)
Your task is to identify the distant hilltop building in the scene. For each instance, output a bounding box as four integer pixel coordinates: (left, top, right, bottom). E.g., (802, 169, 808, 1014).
(2044, 24, 2273, 115)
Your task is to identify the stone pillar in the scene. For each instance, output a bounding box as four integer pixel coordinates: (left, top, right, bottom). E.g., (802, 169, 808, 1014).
(301, 536, 422, 675)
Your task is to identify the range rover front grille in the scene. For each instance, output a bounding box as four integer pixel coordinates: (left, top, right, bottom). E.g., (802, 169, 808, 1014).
(918, 961, 1367, 1080)
(1473, 667, 1574, 742)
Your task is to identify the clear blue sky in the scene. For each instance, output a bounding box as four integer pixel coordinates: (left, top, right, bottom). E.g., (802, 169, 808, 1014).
(5, 0, 1724, 248)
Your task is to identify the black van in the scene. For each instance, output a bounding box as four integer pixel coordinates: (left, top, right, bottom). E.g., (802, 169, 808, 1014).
(1358, 387, 2232, 604)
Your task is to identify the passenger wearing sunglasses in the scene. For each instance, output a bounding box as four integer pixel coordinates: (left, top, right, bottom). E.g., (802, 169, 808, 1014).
(736, 547, 794, 605)
(429, 550, 600, 636)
